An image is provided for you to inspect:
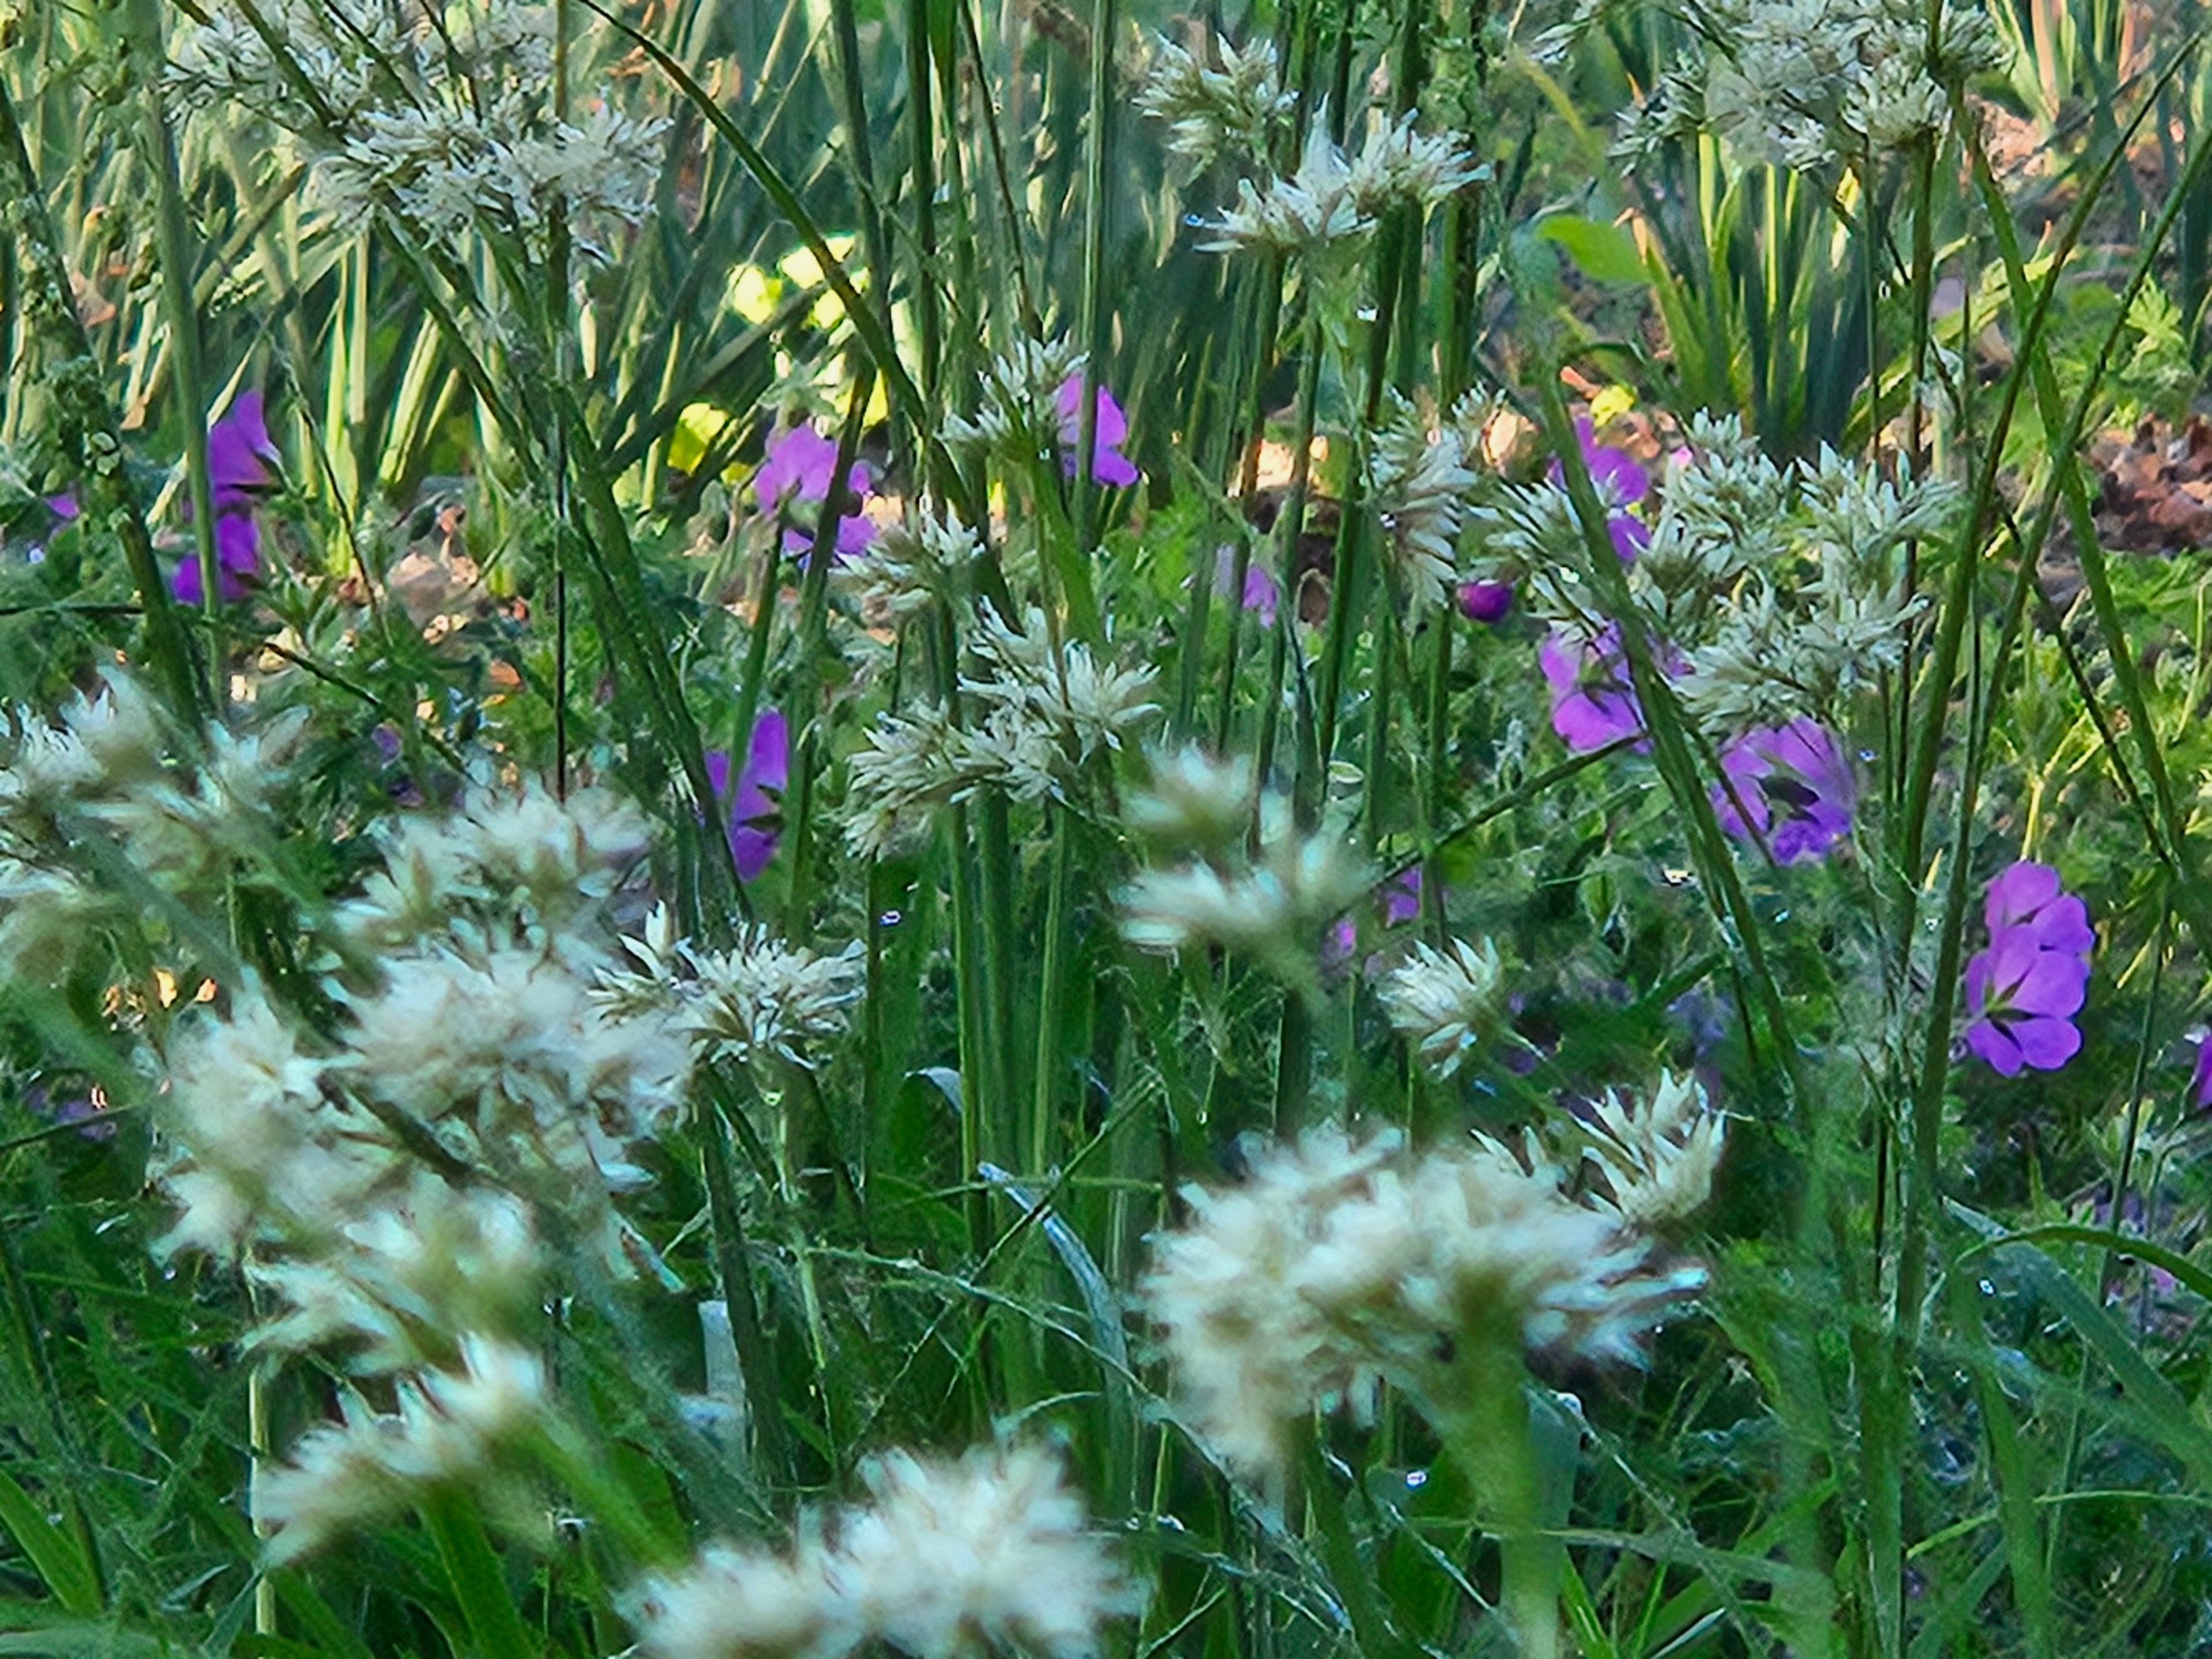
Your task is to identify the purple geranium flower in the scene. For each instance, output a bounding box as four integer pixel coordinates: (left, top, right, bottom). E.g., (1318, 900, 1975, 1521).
(1055, 375, 1139, 488)
(1550, 416, 1650, 563)
(44, 492, 78, 522)
(1711, 718, 1855, 864)
(172, 513, 261, 604)
(1539, 624, 1645, 751)
(1963, 932, 2090, 1075)
(1215, 547, 1279, 626)
(2191, 1033, 2212, 1110)
(753, 424, 876, 559)
(705, 707, 790, 883)
(207, 391, 280, 511)
(1457, 578, 1514, 624)
(1383, 868, 1422, 926)
(1983, 860, 2095, 957)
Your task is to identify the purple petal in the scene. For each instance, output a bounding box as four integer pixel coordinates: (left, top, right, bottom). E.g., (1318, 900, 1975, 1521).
(44, 492, 78, 522)
(1055, 376, 1139, 485)
(1964, 949, 1993, 1017)
(1985, 861, 2062, 927)
(1537, 628, 1582, 694)
(2192, 1037, 2212, 1110)
(1382, 869, 1422, 926)
(755, 424, 839, 507)
(724, 708, 788, 884)
(216, 512, 260, 578)
(207, 391, 278, 507)
(1088, 447, 1141, 488)
(2008, 946, 2090, 1019)
(1965, 1017, 2027, 1075)
(1608, 514, 1649, 562)
(2009, 1016, 2084, 1071)
(2001, 892, 2094, 958)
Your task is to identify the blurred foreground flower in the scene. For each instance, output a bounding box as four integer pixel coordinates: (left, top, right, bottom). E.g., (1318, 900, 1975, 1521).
(1145, 1125, 1702, 1477)
(632, 1442, 1142, 1659)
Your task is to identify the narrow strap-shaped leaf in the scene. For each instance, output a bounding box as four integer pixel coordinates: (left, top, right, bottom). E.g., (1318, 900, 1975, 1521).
(0, 1467, 100, 1616)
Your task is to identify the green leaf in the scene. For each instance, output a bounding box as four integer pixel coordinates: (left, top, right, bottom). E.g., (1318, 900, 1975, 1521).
(0, 1468, 99, 1616)
(1535, 215, 1645, 285)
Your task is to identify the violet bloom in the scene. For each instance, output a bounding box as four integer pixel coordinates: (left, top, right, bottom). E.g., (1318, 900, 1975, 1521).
(1539, 624, 1644, 752)
(1963, 933, 2090, 1075)
(1215, 547, 1280, 626)
(1984, 860, 2095, 957)
(1711, 718, 1855, 864)
(753, 423, 876, 559)
(1383, 868, 1422, 926)
(1457, 578, 1514, 624)
(1551, 415, 1651, 563)
(705, 707, 789, 883)
(44, 492, 78, 523)
(207, 391, 281, 509)
(1055, 375, 1139, 488)
(2191, 1035, 2212, 1110)
(172, 513, 260, 604)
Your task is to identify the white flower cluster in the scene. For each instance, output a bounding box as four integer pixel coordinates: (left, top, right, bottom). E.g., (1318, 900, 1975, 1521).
(1118, 794, 1367, 984)
(1126, 746, 1256, 853)
(1482, 414, 1953, 734)
(254, 1336, 548, 1563)
(1378, 936, 1505, 1076)
(844, 607, 1158, 856)
(156, 779, 687, 1293)
(338, 777, 650, 952)
(0, 677, 327, 974)
(1369, 391, 1482, 604)
(594, 907, 865, 1074)
(1572, 1071, 1729, 1227)
(1201, 113, 1478, 260)
(840, 506, 981, 623)
(147, 778, 699, 1561)
(1614, 0, 2007, 170)
(171, 0, 667, 260)
(941, 337, 1085, 468)
(1145, 1126, 1705, 1476)
(1135, 33, 1296, 171)
(631, 1443, 1143, 1659)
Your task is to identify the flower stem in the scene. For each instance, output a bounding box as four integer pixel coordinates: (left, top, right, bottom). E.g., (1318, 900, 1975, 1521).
(1438, 1332, 1559, 1659)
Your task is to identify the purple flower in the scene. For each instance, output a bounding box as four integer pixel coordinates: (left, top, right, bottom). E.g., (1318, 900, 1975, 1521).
(1711, 718, 1855, 864)
(1963, 862, 2094, 1077)
(206, 391, 280, 511)
(44, 492, 78, 522)
(2191, 1034, 2212, 1110)
(172, 513, 261, 604)
(1551, 416, 1650, 563)
(1215, 547, 1279, 626)
(1383, 868, 1422, 926)
(1055, 375, 1140, 488)
(1457, 578, 1514, 624)
(705, 707, 789, 883)
(1539, 624, 1645, 751)
(1983, 861, 2095, 957)
(1963, 933, 2090, 1075)
(753, 423, 877, 559)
